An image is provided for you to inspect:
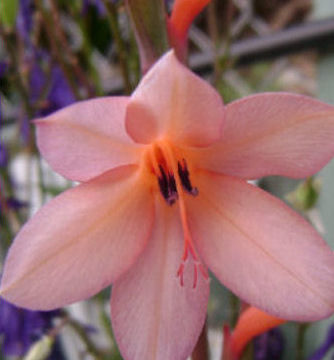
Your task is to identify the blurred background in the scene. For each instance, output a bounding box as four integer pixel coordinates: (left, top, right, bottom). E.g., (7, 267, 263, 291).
(1, 0, 334, 359)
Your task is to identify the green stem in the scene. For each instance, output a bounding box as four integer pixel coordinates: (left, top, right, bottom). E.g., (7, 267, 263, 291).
(207, 0, 222, 86)
(48, 0, 96, 97)
(230, 292, 240, 328)
(68, 4, 104, 96)
(102, 0, 133, 94)
(296, 323, 308, 360)
(68, 318, 105, 360)
(128, 31, 141, 87)
(0, 174, 21, 242)
(34, 0, 82, 100)
(97, 294, 115, 346)
(37, 156, 48, 203)
(0, 27, 34, 119)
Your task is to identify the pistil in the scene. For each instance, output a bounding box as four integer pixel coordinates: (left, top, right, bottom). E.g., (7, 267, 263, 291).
(150, 141, 208, 288)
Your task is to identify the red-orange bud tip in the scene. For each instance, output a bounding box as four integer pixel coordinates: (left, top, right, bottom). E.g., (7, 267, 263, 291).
(169, 0, 211, 38)
(228, 307, 285, 358)
(168, 0, 211, 61)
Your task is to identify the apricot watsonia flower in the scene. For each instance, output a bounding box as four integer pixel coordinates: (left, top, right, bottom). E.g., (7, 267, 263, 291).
(2, 50, 334, 360)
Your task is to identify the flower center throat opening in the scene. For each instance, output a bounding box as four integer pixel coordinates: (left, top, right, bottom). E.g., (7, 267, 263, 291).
(146, 142, 208, 288)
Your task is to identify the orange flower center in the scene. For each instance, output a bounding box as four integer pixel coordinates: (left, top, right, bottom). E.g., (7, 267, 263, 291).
(144, 140, 208, 288)
(149, 142, 198, 205)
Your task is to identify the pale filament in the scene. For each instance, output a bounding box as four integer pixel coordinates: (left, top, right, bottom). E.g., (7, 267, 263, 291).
(150, 141, 209, 288)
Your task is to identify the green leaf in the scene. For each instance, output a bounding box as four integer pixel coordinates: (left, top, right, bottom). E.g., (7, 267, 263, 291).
(0, 0, 19, 29)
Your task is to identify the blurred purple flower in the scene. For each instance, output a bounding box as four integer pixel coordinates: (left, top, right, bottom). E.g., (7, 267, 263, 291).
(16, 0, 33, 42)
(0, 196, 27, 217)
(0, 93, 8, 168)
(6, 197, 28, 210)
(308, 324, 334, 360)
(0, 297, 59, 356)
(82, 0, 107, 16)
(0, 143, 8, 168)
(0, 62, 8, 78)
(45, 67, 76, 114)
(29, 63, 46, 102)
(20, 62, 75, 143)
(253, 328, 284, 360)
(20, 115, 31, 144)
(29, 64, 75, 116)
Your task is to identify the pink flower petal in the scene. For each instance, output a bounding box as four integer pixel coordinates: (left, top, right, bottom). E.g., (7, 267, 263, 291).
(187, 93, 334, 179)
(111, 199, 209, 360)
(36, 97, 143, 182)
(0, 166, 154, 310)
(187, 170, 334, 321)
(125, 50, 224, 147)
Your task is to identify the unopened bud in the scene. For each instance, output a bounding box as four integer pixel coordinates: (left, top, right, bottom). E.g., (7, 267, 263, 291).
(286, 177, 321, 211)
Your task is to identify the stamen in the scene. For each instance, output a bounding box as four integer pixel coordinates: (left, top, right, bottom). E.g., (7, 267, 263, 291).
(167, 171, 178, 204)
(157, 165, 178, 205)
(177, 159, 198, 196)
(157, 165, 169, 200)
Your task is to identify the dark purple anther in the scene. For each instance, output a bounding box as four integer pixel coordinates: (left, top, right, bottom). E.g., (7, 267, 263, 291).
(177, 159, 198, 196)
(158, 165, 178, 205)
(157, 158, 198, 205)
